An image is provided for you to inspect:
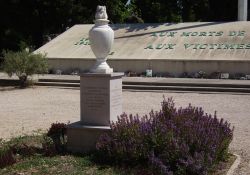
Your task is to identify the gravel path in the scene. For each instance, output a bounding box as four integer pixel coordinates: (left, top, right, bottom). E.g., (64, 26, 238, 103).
(0, 86, 249, 174)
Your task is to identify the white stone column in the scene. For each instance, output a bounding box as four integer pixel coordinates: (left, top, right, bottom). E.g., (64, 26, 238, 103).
(238, 0, 248, 21)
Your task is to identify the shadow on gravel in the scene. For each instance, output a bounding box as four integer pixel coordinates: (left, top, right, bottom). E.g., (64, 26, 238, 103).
(0, 86, 36, 92)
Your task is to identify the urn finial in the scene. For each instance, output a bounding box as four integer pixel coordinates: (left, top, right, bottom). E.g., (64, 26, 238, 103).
(89, 5, 114, 74)
(95, 5, 108, 20)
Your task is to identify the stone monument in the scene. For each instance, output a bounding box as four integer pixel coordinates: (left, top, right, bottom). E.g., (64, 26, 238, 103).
(67, 6, 124, 152)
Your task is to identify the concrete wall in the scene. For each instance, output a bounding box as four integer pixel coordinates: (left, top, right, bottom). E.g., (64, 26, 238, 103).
(48, 58, 250, 76)
(38, 22, 250, 76)
(36, 22, 250, 62)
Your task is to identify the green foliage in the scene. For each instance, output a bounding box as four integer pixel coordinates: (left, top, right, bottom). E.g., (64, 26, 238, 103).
(0, 134, 123, 175)
(2, 50, 48, 87)
(96, 98, 234, 174)
(0, 0, 239, 53)
(134, 0, 182, 23)
(0, 135, 44, 168)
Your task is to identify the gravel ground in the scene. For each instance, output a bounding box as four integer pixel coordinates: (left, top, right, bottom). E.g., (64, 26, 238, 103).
(0, 86, 250, 174)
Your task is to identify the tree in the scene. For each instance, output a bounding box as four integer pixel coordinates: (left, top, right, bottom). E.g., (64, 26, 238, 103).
(2, 50, 48, 87)
(134, 0, 182, 22)
(0, 0, 241, 55)
(207, 0, 237, 21)
(180, 0, 210, 22)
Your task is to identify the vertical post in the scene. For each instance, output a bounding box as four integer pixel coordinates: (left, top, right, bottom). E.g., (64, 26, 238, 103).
(238, 0, 248, 21)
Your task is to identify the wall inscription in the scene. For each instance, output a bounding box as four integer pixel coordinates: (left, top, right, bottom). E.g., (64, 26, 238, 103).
(83, 86, 108, 110)
(75, 30, 249, 51)
(144, 31, 250, 50)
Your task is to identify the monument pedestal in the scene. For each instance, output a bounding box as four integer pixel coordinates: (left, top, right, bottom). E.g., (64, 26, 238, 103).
(67, 73, 123, 153)
(67, 122, 110, 153)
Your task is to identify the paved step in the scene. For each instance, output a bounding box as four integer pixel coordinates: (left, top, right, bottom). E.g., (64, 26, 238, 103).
(0, 79, 20, 86)
(2, 76, 250, 93)
(38, 78, 250, 88)
(35, 82, 80, 87)
(38, 79, 80, 83)
(35, 81, 250, 93)
(123, 85, 250, 93)
(123, 81, 250, 88)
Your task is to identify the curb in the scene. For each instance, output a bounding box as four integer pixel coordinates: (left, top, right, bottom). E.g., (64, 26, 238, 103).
(123, 85, 250, 93)
(226, 153, 241, 175)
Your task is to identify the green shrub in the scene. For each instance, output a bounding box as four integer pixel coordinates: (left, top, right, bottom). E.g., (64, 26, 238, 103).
(2, 50, 48, 87)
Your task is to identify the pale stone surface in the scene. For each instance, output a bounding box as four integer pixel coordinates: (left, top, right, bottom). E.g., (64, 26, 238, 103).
(221, 73, 230, 79)
(238, 0, 248, 21)
(35, 22, 250, 74)
(90, 59, 113, 73)
(68, 71, 123, 152)
(89, 6, 114, 73)
(95, 6, 108, 20)
(47, 59, 250, 75)
(35, 22, 250, 61)
(67, 122, 110, 152)
(80, 73, 123, 126)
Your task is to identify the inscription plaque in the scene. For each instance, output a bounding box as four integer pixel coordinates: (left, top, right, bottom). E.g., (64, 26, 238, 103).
(84, 87, 108, 110)
(80, 73, 123, 126)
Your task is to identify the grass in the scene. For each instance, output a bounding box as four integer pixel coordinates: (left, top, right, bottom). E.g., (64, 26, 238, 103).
(0, 154, 120, 175)
(211, 153, 237, 175)
(0, 135, 136, 175)
(0, 134, 236, 175)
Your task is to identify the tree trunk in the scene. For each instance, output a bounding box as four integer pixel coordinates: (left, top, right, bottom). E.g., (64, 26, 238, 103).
(19, 75, 27, 88)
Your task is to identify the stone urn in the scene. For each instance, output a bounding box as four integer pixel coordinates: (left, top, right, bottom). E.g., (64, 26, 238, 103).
(89, 6, 114, 73)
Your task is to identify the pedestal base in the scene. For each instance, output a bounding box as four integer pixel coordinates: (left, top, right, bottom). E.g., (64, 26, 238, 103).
(67, 72, 123, 153)
(90, 67, 113, 74)
(67, 122, 110, 153)
(90, 59, 113, 73)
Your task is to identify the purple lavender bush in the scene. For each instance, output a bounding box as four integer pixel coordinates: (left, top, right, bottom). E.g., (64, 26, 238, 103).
(96, 97, 234, 175)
